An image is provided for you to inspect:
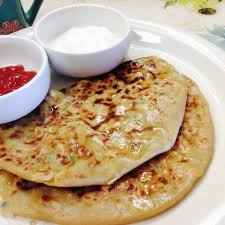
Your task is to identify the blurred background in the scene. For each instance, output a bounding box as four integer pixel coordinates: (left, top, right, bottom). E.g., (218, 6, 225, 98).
(21, 0, 225, 51)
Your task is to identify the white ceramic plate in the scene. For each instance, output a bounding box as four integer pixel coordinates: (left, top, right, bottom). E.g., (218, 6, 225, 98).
(3, 19, 225, 225)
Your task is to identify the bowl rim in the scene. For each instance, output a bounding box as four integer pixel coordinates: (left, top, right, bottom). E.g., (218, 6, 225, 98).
(34, 4, 131, 56)
(0, 36, 49, 99)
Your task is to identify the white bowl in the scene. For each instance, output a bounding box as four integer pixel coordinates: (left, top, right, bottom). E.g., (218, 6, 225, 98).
(34, 4, 130, 78)
(0, 36, 50, 124)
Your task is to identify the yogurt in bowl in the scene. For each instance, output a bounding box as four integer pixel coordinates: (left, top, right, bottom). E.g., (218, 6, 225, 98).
(34, 4, 130, 78)
(47, 26, 119, 54)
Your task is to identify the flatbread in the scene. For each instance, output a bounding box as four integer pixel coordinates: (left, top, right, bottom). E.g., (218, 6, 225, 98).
(0, 57, 187, 187)
(0, 78, 213, 225)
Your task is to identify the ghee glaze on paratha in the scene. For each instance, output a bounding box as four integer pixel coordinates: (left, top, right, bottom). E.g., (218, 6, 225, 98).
(0, 78, 213, 225)
(0, 57, 187, 187)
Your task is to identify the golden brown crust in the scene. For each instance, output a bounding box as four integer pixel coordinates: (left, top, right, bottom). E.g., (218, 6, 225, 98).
(0, 77, 213, 225)
(0, 57, 187, 187)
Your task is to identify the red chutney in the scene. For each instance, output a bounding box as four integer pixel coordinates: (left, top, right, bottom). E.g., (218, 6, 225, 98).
(0, 65, 37, 96)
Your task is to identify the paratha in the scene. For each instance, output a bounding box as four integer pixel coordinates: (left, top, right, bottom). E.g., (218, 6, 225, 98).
(0, 57, 187, 187)
(0, 78, 213, 225)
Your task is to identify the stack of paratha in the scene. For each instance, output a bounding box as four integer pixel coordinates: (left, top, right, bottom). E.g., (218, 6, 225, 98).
(0, 57, 213, 225)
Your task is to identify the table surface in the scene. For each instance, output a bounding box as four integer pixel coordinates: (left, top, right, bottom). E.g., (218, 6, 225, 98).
(22, 0, 225, 52)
